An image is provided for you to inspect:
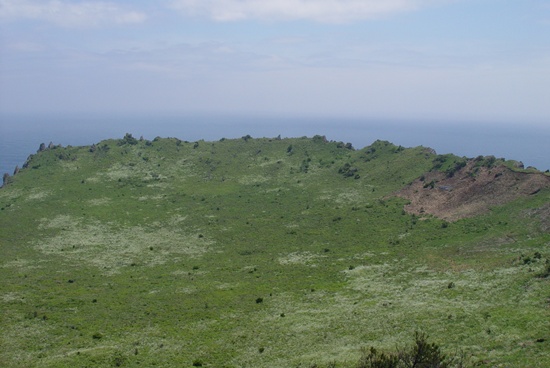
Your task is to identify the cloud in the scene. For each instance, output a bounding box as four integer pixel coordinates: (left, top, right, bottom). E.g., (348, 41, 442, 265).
(111, 42, 290, 79)
(0, 0, 146, 27)
(169, 0, 442, 23)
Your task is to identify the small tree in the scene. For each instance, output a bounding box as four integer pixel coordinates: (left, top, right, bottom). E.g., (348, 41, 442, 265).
(398, 332, 449, 368)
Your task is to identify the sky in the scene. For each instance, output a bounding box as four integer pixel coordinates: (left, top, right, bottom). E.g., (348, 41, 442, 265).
(1, 0, 550, 123)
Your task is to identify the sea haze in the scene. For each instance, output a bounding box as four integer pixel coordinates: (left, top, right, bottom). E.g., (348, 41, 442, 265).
(1, 113, 549, 178)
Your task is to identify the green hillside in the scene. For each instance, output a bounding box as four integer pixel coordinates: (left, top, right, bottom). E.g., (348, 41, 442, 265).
(1, 134, 549, 367)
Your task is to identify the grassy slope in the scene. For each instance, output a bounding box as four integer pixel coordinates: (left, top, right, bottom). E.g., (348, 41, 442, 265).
(0, 135, 549, 367)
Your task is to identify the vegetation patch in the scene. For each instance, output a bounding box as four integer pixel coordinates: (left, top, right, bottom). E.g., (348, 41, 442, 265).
(278, 251, 323, 266)
(0, 135, 548, 367)
(35, 215, 212, 274)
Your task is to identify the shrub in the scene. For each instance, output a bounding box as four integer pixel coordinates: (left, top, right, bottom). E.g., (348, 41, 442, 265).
(445, 160, 467, 178)
(432, 156, 446, 170)
(485, 156, 497, 168)
(539, 261, 550, 278)
(357, 347, 400, 368)
(112, 351, 126, 367)
(423, 180, 435, 189)
(313, 135, 328, 143)
(339, 163, 358, 178)
(2, 173, 11, 186)
(356, 332, 463, 368)
(399, 331, 449, 368)
(118, 133, 138, 146)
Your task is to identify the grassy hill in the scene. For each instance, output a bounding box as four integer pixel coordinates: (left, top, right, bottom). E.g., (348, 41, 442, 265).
(1, 134, 549, 367)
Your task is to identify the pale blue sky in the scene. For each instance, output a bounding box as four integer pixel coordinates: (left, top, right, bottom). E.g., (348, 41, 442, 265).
(1, 0, 549, 123)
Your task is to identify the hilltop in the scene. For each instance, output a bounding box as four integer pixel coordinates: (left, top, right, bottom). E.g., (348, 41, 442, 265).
(1, 134, 549, 367)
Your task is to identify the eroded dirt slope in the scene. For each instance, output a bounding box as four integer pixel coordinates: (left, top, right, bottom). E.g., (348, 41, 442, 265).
(396, 160, 550, 221)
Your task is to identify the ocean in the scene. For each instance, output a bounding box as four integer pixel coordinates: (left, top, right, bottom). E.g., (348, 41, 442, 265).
(1, 113, 549, 179)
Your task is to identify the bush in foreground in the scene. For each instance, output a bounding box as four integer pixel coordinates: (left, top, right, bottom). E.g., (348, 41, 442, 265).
(312, 332, 466, 368)
(356, 332, 466, 368)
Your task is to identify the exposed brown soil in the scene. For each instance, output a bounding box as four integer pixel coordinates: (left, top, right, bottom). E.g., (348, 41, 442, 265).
(395, 161, 550, 221)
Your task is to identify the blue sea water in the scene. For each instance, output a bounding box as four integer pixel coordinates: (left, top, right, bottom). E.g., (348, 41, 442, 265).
(1, 113, 549, 179)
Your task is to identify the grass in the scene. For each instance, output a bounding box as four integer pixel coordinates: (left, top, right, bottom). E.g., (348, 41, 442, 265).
(1, 134, 549, 367)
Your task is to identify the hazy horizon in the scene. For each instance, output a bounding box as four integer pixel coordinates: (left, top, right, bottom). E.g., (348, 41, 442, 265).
(1, 1, 549, 173)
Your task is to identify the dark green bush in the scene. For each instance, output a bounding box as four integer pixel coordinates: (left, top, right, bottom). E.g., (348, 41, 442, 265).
(339, 163, 359, 178)
(399, 331, 449, 367)
(357, 347, 400, 368)
(423, 180, 435, 189)
(445, 160, 467, 178)
(539, 261, 550, 278)
(112, 351, 126, 367)
(355, 332, 464, 368)
(118, 133, 138, 146)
